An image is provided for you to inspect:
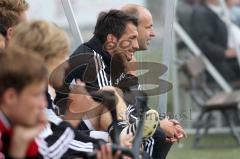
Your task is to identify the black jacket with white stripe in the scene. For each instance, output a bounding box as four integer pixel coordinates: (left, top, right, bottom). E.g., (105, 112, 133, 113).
(54, 36, 112, 107)
(54, 36, 147, 122)
(38, 92, 104, 159)
(54, 36, 167, 158)
(70, 36, 112, 89)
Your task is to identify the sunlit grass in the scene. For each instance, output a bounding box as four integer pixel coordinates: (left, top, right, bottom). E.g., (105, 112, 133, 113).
(167, 134, 240, 159)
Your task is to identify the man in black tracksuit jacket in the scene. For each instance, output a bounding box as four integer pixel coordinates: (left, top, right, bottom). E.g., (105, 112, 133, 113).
(55, 10, 173, 158)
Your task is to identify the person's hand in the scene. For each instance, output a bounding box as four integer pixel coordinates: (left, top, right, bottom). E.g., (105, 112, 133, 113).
(101, 86, 124, 98)
(101, 86, 127, 120)
(96, 144, 121, 159)
(127, 55, 137, 76)
(65, 79, 100, 127)
(225, 48, 237, 58)
(120, 133, 133, 148)
(9, 115, 46, 158)
(68, 79, 99, 113)
(12, 125, 45, 143)
(173, 121, 187, 139)
(166, 119, 187, 143)
(159, 118, 176, 138)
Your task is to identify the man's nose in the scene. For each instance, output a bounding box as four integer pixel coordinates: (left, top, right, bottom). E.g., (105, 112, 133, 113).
(133, 40, 139, 50)
(150, 29, 156, 37)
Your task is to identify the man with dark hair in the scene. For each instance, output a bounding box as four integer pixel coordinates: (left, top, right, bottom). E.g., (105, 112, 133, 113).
(93, 9, 139, 62)
(55, 9, 160, 157)
(94, 10, 137, 45)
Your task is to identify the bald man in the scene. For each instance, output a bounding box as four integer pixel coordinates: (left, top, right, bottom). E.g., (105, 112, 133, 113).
(122, 4, 186, 159)
(122, 4, 155, 50)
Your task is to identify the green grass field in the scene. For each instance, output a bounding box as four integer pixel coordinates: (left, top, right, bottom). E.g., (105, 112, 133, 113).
(167, 134, 240, 159)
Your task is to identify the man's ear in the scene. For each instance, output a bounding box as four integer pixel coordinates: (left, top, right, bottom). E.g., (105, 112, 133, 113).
(2, 88, 18, 107)
(6, 27, 13, 42)
(105, 34, 118, 52)
(106, 34, 117, 43)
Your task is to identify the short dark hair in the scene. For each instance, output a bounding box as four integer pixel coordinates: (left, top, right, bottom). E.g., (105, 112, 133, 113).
(0, 23, 6, 37)
(94, 9, 138, 43)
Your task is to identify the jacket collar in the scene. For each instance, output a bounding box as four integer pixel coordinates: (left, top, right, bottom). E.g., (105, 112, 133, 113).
(85, 36, 112, 67)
